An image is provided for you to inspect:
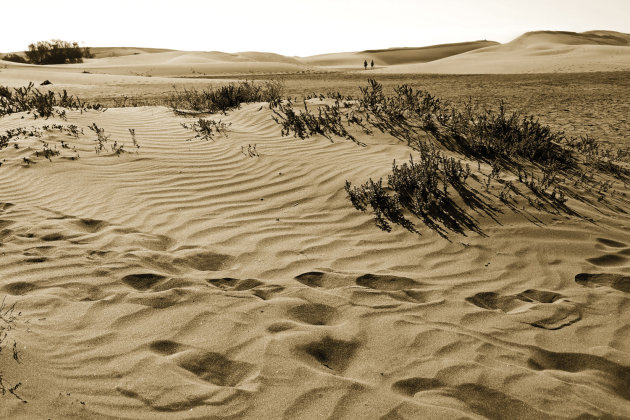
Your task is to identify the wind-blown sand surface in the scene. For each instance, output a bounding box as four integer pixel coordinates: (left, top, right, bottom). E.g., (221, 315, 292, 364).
(1, 31, 630, 418)
(0, 96, 629, 418)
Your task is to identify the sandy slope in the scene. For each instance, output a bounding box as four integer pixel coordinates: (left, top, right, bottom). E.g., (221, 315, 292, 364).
(0, 99, 629, 418)
(88, 47, 177, 59)
(73, 51, 311, 77)
(378, 31, 630, 74)
(4, 31, 629, 76)
(300, 41, 498, 68)
(2, 50, 312, 78)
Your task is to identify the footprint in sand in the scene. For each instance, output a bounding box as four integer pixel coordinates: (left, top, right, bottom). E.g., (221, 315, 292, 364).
(355, 274, 433, 304)
(287, 303, 340, 326)
(587, 238, 630, 267)
(575, 273, 630, 294)
(297, 336, 359, 374)
(149, 340, 183, 356)
(122, 273, 168, 291)
(391, 378, 551, 419)
(207, 277, 285, 301)
(0, 202, 15, 212)
(527, 347, 630, 401)
(149, 339, 256, 387)
(466, 289, 580, 330)
(173, 251, 232, 271)
(40, 232, 67, 242)
(2, 281, 39, 295)
(294, 271, 352, 289)
(268, 302, 341, 333)
(207, 277, 263, 291)
(175, 351, 256, 387)
(355, 274, 420, 291)
(72, 217, 108, 233)
(596, 238, 627, 248)
(295, 271, 431, 305)
(24, 256, 47, 263)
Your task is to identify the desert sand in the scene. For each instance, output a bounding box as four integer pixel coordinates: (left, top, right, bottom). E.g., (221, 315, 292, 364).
(1, 30, 630, 419)
(300, 41, 498, 69)
(377, 31, 630, 74)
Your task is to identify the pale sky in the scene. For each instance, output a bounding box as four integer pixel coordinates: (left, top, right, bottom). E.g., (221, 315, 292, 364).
(1, 0, 629, 56)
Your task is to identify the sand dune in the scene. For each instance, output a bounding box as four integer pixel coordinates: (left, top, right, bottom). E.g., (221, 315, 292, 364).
(378, 30, 630, 74)
(300, 41, 498, 68)
(1, 95, 629, 418)
(4, 31, 629, 76)
(2, 50, 312, 78)
(88, 47, 177, 59)
(73, 50, 311, 77)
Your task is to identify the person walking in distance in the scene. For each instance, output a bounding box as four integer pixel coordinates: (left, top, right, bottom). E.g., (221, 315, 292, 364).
(364, 59, 367, 70)
(371, 59, 374, 70)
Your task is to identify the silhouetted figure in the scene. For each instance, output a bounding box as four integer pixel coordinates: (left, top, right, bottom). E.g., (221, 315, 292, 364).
(370, 60, 374, 70)
(364, 60, 367, 70)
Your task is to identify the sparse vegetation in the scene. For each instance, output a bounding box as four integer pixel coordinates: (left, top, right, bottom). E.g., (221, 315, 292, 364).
(88, 123, 110, 153)
(167, 80, 284, 114)
(271, 98, 359, 143)
(1, 54, 27, 64)
(181, 118, 231, 141)
(0, 296, 24, 403)
(25, 40, 93, 65)
(0, 83, 104, 119)
(269, 79, 629, 237)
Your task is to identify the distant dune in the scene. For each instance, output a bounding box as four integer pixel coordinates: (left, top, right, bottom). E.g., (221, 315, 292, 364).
(2, 30, 629, 76)
(378, 30, 630, 74)
(299, 41, 498, 68)
(1, 50, 312, 77)
(72, 50, 312, 77)
(88, 47, 176, 59)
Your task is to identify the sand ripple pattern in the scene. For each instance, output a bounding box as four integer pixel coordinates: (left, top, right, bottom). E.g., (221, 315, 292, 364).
(1, 106, 629, 418)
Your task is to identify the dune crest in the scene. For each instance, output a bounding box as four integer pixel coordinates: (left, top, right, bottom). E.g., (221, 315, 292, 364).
(379, 30, 630, 74)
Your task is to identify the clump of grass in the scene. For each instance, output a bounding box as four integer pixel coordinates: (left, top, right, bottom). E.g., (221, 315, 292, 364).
(36, 142, 60, 161)
(272, 98, 360, 143)
(0, 83, 104, 119)
(267, 79, 630, 235)
(88, 123, 109, 153)
(167, 80, 284, 114)
(241, 144, 259, 157)
(181, 118, 231, 141)
(460, 102, 569, 165)
(345, 178, 413, 232)
(0, 296, 25, 403)
(346, 143, 478, 237)
(129, 128, 140, 152)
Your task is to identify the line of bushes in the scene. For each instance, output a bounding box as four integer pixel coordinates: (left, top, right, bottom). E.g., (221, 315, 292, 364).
(0, 83, 104, 119)
(167, 80, 284, 114)
(2, 40, 93, 65)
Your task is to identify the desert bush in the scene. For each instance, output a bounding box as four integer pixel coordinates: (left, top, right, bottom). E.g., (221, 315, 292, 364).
(345, 144, 476, 235)
(88, 123, 109, 153)
(167, 80, 284, 114)
(25, 40, 92, 65)
(181, 118, 231, 141)
(1, 54, 27, 64)
(0, 83, 104, 119)
(359, 80, 442, 131)
(272, 99, 356, 142)
(0, 296, 24, 402)
(564, 135, 630, 178)
(345, 178, 413, 232)
(129, 128, 140, 151)
(461, 102, 569, 165)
